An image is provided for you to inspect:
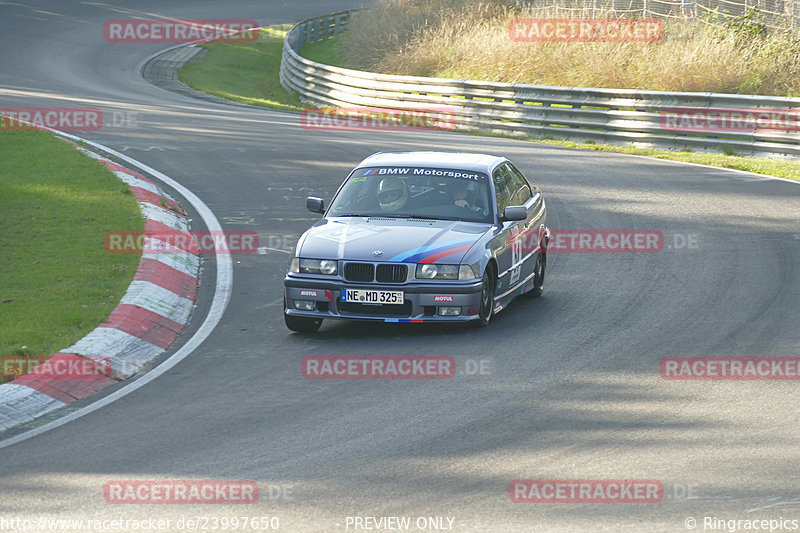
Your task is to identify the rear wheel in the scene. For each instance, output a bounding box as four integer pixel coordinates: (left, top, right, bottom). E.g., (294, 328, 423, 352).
(473, 264, 496, 328)
(284, 310, 323, 333)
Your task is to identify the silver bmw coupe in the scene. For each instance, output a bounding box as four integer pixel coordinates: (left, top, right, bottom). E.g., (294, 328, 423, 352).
(284, 151, 549, 332)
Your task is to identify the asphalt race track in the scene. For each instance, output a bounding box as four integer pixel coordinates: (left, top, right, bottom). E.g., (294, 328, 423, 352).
(1, 1, 799, 531)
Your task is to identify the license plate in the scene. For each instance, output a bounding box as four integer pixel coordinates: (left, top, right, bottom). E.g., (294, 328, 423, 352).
(341, 289, 404, 305)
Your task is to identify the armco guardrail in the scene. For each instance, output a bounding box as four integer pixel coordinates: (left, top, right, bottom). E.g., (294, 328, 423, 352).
(280, 10, 800, 159)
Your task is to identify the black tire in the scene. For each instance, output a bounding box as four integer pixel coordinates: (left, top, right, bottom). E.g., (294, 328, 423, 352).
(527, 249, 546, 298)
(473, 264, 496, 328)
(284, 312, 323, 333)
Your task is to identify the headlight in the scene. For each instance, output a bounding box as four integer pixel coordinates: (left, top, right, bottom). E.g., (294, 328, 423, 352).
(298, 258, 338, 275)
(416, 264, 459, 279)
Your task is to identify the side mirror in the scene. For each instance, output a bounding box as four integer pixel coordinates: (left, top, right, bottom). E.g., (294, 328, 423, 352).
(306, 196, 325, 214)
(502, 205, 527, 221)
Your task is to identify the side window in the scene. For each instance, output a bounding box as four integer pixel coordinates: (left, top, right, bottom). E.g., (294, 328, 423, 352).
(505, 163, 532, 206)
(330, 174, 373, 213)
(492, 165, 513, 214)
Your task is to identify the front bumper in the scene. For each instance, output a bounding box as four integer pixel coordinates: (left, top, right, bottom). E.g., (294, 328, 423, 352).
(284, 275, 483, 323)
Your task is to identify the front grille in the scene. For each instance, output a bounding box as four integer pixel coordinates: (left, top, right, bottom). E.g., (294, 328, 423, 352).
(376, 264, 408, 283)
(338, 300, 413, 316)
(344, 262, 374, 282)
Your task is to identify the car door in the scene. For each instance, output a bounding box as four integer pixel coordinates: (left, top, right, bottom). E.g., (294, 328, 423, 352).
(505, 162, 545, 281)
(490, 164, 521, 296)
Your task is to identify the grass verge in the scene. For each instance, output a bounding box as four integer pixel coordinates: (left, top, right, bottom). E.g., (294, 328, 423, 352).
(299, 34, 348, 67)
(0, 129, 143, 383)
(178, 25, 304, 111)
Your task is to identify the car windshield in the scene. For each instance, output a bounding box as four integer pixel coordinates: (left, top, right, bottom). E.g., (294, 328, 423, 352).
(327, 167, 493, 223)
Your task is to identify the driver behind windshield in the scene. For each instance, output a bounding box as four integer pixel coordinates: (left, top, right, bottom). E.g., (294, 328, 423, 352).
(377, 177, 408, 212)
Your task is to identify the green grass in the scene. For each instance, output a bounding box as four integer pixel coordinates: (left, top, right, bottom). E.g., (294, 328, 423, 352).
(300, 35, 348, 67)
(0, 129, 143, 382)
(178, 26, 305, 111)
(177, 25, 800, 182)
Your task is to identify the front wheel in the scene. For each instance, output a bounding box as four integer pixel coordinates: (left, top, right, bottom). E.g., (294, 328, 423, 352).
(527, 250, 546, 298)
(473, 265, 495, 328)
(284, 312, 323, 333)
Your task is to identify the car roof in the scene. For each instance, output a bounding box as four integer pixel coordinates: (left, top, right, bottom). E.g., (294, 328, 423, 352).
(356, 151, 507, 174)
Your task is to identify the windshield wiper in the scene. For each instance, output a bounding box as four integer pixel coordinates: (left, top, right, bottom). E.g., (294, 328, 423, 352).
(333, 213, 453, 220)
(330, 213, 388, 217)
(364, 214, 446, 220)
(359, 213, 414, 218)
(403, 215, 446, 220)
